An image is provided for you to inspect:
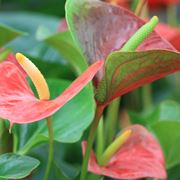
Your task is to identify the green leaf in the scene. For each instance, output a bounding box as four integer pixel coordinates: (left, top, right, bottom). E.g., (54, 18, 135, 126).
(87, 174, 104, 180)
(54, 157, 80, 179)
(96, 50, 180, 103)
(152, 121, 180, 169)
(30, 57, 75, 80)
(0, 12, 61, 62)
(129, 100, 180, 126)
(167, 164, 180, 180)
(29, 142, 81, 180)
(0, 153, 40, 179)
(1, 0, 66, 17)
(148, 100, 180, 124)
(0, 24, 23, 47)
(128, 111, 147, 126)
(15, 79, 95, 154)
(44, 31, 88, 75)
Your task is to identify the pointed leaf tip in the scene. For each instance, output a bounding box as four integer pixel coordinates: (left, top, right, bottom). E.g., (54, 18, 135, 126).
(55, 60, 104, 105)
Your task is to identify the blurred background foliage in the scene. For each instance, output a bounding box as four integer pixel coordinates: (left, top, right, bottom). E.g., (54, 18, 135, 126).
(0, 0, 66, 17)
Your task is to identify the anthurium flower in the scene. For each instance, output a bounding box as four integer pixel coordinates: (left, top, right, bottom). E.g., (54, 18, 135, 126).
(0, 49, 26, 76)
(155, 22, 180, 51)
(0, 53, 103, 127)
(148, 0, 179, 8)
(66, 0, 175, 65)
(82, 125, 166, 179)
(66, 0, 180, 105)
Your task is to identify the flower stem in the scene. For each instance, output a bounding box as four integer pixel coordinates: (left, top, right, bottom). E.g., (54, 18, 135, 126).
(98, 129, 131, 166)
(44, 116, 54, 180)
(80, 105, 104, 180)
(105, 97, 120, 145)
(135, 0, 147, 16)
(96, 118, 104, 159)
(13, 133, 18, 153)
(142, 84, 153, 110)
(167, 4, 177, 27)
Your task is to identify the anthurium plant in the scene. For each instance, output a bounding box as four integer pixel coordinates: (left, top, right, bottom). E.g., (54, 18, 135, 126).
(0, 0, 180, 180)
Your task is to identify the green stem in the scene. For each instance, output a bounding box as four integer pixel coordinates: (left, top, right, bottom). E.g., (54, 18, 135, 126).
(17, 124, 47, 155)
(167, 5, 177, 27)
(80, 105, 104, 180)
(0, 120, 13, 154)
(121, 16, 158, 110)
(104, 13, 155, 148)
(142, 84, 153, 110)
(96, 118, 104, 159)
(134, 0, 147, 16)
(13, 133, 18, 153)
(167, 4, 180, 91)
(0, 120, 5, 154)
(106, 97, 120, 145)
(175, 72, 180, 90)
(80, 15, 159, 179)
(44, 116, 54, 180)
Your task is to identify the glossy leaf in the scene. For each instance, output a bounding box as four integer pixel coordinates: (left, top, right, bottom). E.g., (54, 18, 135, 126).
(152, 121, 180, 169)
(0, 24, 23, 47)
(129, 100, 180, 126)
(66, 0, 174, 64)
(0, 12, 62, 64)
(0, 12, 58, 52)
(29, 142, 80, 180)
(82, 125, 166, 179)
(14, 78, 95, 154)
(0, 153, 40, 179)
(0, 60, 103, 125)
(29, 57, 75, 80)
(96, 50, 180, 103)
(44, 31, 88, 75)
(148, 100, 180, 123)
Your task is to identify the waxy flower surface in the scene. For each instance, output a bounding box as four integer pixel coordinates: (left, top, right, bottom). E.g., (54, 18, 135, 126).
(148, 0, 180, 8)
(155, 23, 180, 51)
(82, 125, 166, 179)
(0, 49, 26, 76)
(0, 54, 103, 126)
(66, 0, 180, 105)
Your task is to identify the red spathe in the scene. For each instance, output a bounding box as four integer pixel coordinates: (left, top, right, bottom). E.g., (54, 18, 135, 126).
(82, 125, 166, 179)
(0, 60, 103, 125)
